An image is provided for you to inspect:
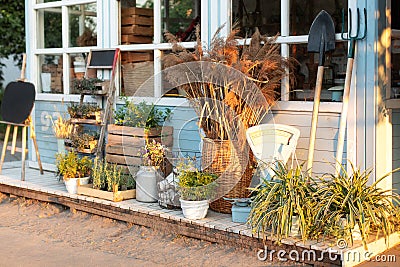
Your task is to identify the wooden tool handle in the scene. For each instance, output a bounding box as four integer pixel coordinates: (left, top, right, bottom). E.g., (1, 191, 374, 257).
(20, 53, 27, 81)
(306, 65, 324, 175)
(335, 58, 354, 175)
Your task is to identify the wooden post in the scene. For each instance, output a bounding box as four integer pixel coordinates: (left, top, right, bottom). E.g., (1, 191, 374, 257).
(11, 126, 18, 155)
(0, 125, 11, 173)
(21, 126, 27, 181)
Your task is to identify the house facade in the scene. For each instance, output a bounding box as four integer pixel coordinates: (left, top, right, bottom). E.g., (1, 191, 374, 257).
(25, 0, 399, 191)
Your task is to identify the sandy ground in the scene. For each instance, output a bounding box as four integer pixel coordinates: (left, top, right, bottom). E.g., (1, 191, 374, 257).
(0, 193, 307, 267)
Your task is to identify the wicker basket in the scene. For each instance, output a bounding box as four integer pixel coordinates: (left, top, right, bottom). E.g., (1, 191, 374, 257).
(202, 138, 254, 213)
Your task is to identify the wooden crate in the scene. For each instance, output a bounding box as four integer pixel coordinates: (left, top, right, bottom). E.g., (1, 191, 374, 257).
(77, 184, 136, 202)
(122, 61, 154, 96)
(121, 51, 154, 64)
(121, 7, 153, 44)
(106, 125, 173, 167)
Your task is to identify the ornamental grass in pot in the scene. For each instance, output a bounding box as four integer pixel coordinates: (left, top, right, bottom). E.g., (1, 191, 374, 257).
(163, 25, 295, 213)
(248, 162, 317, 242)
(177, 169, 218, 220)
(315, 162, 400, 250)
(56, 151, 92, 194)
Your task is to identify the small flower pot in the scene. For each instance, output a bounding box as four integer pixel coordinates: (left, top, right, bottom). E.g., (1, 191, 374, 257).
(180, 199, 209, 220)
(64, 177, 90, 194)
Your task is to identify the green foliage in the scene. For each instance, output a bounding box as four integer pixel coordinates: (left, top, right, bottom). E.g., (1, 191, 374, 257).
(114, 99, 172, 129)
(70, 131, 99, 151)
(315, 162, 400, 249)
(177, 171, 218, 201)
(92, 158, 135, 191)
(248, 162, 315, 242)
(55, 151, 92, 179)
(72, 77, 103, 93)
(0, 1, 25, 87)
(67, 102, 101, 119)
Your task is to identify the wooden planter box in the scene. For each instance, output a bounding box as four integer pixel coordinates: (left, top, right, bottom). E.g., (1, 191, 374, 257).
(106, 125, 173, 166)
(77, 184, 136, 202)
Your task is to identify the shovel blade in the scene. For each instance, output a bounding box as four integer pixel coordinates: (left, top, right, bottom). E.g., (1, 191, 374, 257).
(308, 10, 336, 54)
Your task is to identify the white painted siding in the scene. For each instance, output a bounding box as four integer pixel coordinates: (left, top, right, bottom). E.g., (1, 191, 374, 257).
(393, 109, 400, 192)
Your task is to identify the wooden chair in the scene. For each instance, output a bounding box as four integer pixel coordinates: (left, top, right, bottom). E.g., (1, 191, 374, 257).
(0, 80, 43, 181)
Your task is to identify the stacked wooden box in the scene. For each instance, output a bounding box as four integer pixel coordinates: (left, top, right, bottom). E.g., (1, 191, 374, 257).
(106, 125, 173, 176)
(121, 7, 153, 44)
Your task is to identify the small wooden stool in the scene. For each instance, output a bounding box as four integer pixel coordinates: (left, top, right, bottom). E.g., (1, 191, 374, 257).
(0, 117, 43, 181)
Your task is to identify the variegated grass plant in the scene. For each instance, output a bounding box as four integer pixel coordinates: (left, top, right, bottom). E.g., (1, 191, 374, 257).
(315, 162, 400, 249)
(48, 115, 73, 139)
(248, 162, 317, 242)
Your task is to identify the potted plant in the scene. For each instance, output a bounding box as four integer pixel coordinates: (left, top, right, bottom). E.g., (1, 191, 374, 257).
(67, 102, 102, 122)
(72, 77, 106, 95)
(67, 131, 99, 153)
(177, 168, 218, 220)
(55, 151, 93, 194)
(315, 162, 400, 249)
(47, 114, 74, 153)
(136, 140, 166, 202)
(248, 162, 316, 242)
(77, 158, 136, 202)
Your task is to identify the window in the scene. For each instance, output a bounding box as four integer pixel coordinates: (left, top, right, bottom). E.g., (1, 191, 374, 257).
(119, 0, 200, 97)
(231, 0, 347, 102)
(34, 1, 97, 94)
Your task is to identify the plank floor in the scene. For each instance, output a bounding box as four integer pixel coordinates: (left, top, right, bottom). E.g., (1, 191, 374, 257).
(0, 162, 399, 267)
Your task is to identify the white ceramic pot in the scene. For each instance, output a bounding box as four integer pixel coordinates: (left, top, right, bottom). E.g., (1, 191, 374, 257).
(136, 166, 159, 203)
(64, 176, 90, 194)
(180, 199, 209, 220)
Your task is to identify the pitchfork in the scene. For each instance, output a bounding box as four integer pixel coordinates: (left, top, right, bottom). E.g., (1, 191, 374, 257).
(335, 8, 367, 175)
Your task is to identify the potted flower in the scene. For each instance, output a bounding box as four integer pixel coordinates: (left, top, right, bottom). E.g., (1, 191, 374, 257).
(177, 169, 218, 219)
(136, 140, 166, 202)
(72, 77, 106, 95)
(56, 151, 93, 194)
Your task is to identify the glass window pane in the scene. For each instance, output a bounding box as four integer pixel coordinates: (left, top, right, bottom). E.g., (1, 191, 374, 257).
(40, 54, 63, 93)
(290, 0, 347, 35)
(121, 0, 154, 44)
(161, 0, 200, 42)
(290, 42, 347, 101)
(121, 50, 154, 96)
(69, 3, 97, 47)
(232, 0, 280, 37)
(39, 8, 62, 48)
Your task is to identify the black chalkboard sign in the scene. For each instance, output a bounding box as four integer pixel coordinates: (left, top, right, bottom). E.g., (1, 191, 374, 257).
(88, 49, 116, 69)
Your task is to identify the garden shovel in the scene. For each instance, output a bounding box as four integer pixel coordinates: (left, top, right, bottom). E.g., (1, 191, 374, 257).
(306, 10, 335, 175)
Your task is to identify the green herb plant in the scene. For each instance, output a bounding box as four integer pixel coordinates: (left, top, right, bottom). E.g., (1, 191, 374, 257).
(114, 99, 171, 129)
(92, 158, 135, 192)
